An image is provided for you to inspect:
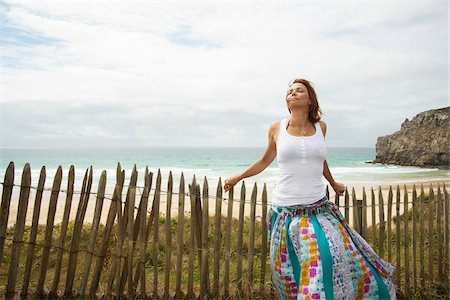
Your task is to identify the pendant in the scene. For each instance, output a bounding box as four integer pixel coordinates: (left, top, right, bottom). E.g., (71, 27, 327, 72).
(300, 129, 306, 135)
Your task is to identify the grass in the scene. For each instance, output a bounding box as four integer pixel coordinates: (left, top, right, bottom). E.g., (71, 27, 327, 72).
(0, 194, 448, 299)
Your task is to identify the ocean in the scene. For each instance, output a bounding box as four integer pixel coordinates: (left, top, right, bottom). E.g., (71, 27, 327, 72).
(0, 147, 448, 192)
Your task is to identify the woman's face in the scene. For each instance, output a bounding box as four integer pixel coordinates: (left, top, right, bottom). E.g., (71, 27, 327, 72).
(286, 82, 310, 110)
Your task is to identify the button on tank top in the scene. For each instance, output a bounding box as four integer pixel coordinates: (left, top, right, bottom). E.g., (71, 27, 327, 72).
(271, 118, 327, 206)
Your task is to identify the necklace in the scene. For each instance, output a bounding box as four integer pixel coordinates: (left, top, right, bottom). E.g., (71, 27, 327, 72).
(287, 119, 308, 135)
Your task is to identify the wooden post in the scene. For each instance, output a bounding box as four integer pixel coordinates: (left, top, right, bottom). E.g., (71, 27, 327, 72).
(50, 165, 74, 296)
(260, 183, 268, 294)
(186, 176, 197, 300)
(387, 186, 393, 263)
(37, 166, 62, 297)
(22, 166, 46, 297)
(419, 184, 425, 289)
(444, 184, 449, 288)
(395, 185, 401, 289)
(90, 166, 124, 298)
(174, 173, 185, 300)
(248, 182, 257, 287)
(351, 187, 358, 231)
(361, 187, 367, 239)
(371, 187, 376, 248)
(138, 168, 152, 298)
(378, 186, 385, 259)
(132, 169, 153, 291)
(411, 184, 417, 291)
(163, 171, 174, 299)
(126, 166, 138, 298)
(212, 178, 223, 298)
(6, 163, 31, 299)
(0, 162, 14, 271)
(403, 184, 409, 295)
(114, 168, 126, 297)
(151, 169, 161, 299)
(428, 184, 434, 286)
(79, 170, 106, 295)
(200, 177, 209, 299)
(236, 181, 246, 293)
(223, 185, 234, 298)
(344, 187, 349, 222)
(436, 184, 443, 283)
(65, 166, 93, 297)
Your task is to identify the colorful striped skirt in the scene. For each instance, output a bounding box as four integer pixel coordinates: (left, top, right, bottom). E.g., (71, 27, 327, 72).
(267, 195, 397, 300)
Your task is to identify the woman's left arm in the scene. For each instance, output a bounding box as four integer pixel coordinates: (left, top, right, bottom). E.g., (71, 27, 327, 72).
(320, 121, 345, 196)
(323, 160, 336, 186)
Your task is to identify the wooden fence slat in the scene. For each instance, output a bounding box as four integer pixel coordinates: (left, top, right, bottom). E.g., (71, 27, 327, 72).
(344, 187, 349, 222)
(236, 181, 246, 293)
(118, 167, 139, 294)
(352, 187, 358, 232)
(361, 187, 367, 239)
(50, 165, 74, 296)
(378, 186, 385, 259)
(65, 166, 93, 297)
(132, 169, 154, 291)
(6, 163, 31, 299)
(186, 176, 197, 299)
(113, 168, 126, 298)
(395, 185, 401, 289)
(137, 167, 151, 298)
(412, 184, 417, 291)
(436, 184, 443, 282)
(0, 162, 14, 271)
(223, 185, 234, 298)
(387, 186, 393, 263)
(371, 187, 376, 248)
(36, 166, 62, 297)
(403, 184, 410, 295)
(248, 182, 257, 287)
(127, 166, 138, 297)
(260, 183, 268, 294)
(444, 183, 449, 287)
(212, 178, 223, 298)
(22, 166, 46, 297)
(194, 183, 202, 269)
(174, 173, 185, 299)
(428, 184, 434, 286)
(419, 184, 425, 289)
(90, 166, 124, 298)
(163, 171, 174, 299)
(200, 177, 209, 299)
(79, 170, 107, 296)
(151, 169, 162, 299)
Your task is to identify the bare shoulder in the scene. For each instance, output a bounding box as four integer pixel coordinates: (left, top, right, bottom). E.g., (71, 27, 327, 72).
(270, 120, 282, 142)
(319, 120, 327, 136)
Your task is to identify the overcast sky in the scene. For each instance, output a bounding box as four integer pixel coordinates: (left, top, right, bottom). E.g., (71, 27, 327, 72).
(0, 1, 448, 149)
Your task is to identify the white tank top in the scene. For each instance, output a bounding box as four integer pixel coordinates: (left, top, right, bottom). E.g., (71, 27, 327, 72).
(271, 118, 327, 206)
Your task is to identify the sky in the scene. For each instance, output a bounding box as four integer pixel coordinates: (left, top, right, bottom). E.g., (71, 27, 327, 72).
(0, 0, 448, 149)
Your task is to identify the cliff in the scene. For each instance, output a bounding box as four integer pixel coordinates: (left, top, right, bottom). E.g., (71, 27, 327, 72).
(374, 107, 449, 169)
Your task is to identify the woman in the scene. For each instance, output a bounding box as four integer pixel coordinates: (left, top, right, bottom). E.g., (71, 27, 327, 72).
(224, 78, 396, 299)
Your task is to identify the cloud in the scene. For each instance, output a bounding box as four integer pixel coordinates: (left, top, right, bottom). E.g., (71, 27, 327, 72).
(0, 1, 447, 148)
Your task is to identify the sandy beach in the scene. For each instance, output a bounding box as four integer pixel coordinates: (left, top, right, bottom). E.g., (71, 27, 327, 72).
(3, 178, 448, 228)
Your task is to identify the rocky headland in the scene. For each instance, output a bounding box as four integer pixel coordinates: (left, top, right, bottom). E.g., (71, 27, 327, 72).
(373, 107, 449, 169)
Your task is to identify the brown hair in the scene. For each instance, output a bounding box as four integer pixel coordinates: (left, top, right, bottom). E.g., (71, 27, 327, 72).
(287, 78, 323, 123)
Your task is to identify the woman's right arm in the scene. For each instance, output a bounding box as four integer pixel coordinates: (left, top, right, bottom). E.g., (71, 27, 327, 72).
(224, 121, 278, 192)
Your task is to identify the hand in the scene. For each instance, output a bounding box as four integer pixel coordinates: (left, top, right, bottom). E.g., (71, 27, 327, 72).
(224, 175, 241, 193)
(332, 181, 346, 196)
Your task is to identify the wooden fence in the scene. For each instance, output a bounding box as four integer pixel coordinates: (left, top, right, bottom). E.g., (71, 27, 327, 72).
(0, 162, 448, 299)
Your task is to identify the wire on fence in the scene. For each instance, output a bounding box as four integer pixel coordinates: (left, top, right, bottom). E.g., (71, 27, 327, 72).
(0, 181, 447, 210)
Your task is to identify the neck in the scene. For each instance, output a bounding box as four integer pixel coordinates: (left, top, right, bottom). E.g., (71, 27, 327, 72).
(289, 110, 309, 127)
